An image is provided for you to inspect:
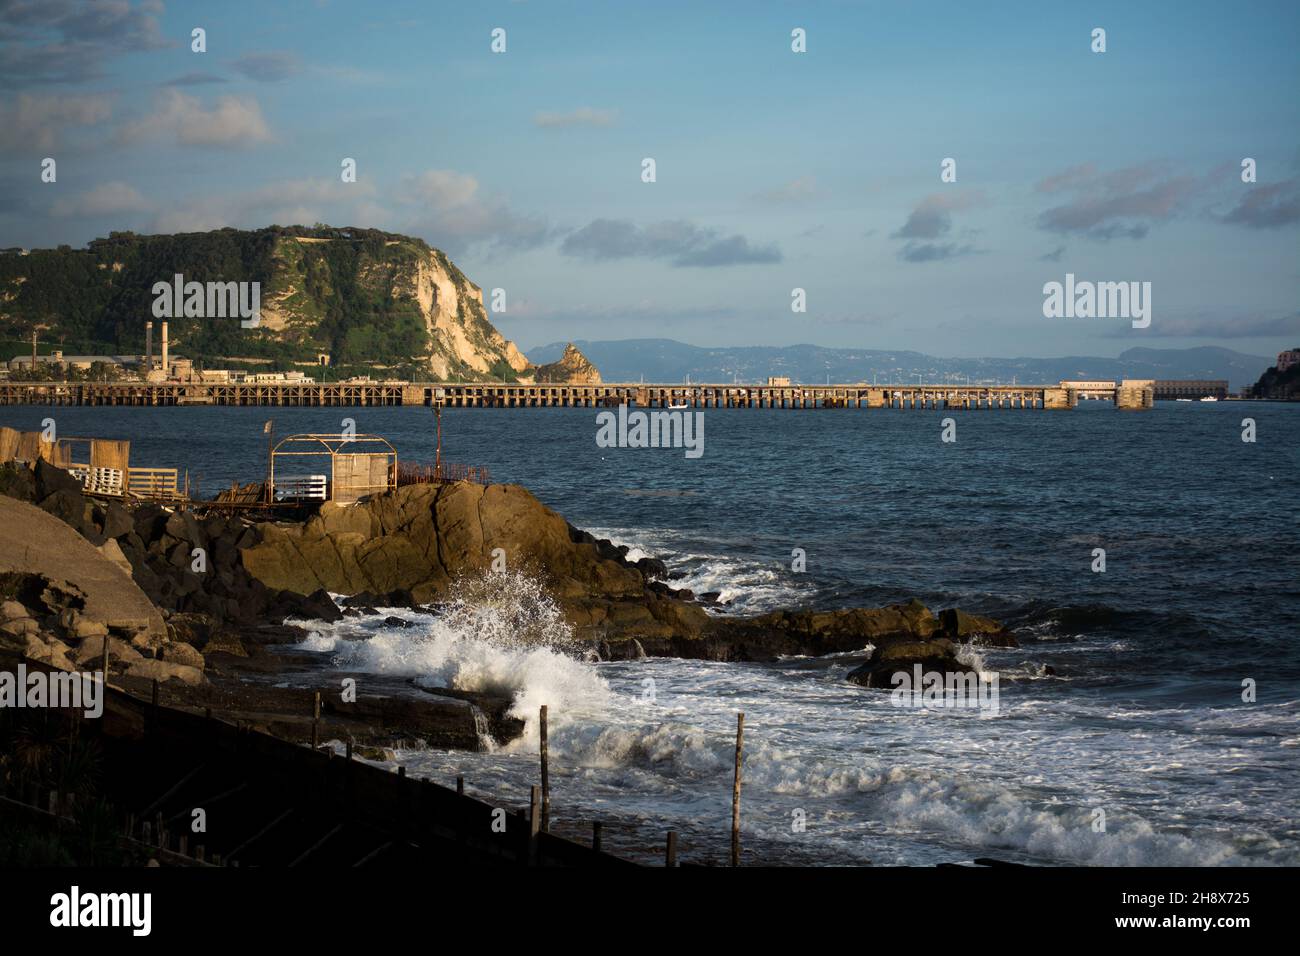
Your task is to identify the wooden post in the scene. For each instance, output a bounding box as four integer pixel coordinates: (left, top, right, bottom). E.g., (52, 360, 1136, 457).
(345, 739, 353, 761)
(731, 712, 744, 867)
(456, 776, 464, 795)
(151, 678, 159, 708)
(539, 704, 550, 832)
(264, 419, 275, 504)
(528, 785, 541, 865)
(592, 821, 602, 853)
(99, 637, 109, 686)
(666, 830, 677, 867)
(311, 690, 321, 749)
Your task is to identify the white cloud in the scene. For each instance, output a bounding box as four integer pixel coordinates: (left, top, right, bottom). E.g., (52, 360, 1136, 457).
(401, 168, 549, 255)
(0, 92, 112, 153)
(118, 90, 272, 149)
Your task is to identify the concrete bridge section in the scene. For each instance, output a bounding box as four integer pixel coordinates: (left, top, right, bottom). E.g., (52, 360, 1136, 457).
(0, 380, 1155, 410)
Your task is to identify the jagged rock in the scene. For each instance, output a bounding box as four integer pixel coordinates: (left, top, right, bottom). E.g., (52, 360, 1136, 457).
(24, 634, 76, 671)
(100, 501, 135, 540)
(132, 503, 170, 544)
(61, 610, 108, 640)
(0, 617, 38, 638)
(845, 638, 974, 689)
(240, 483, 646, 610)
(97, 538, 135, 578)
(125, 658, 206, 685)
(530, 343, 602, 384)
(0, 462, 37, 501)
(1, 600, 29, 621)
(160, 641, 206, 671)
(202, 631, 248, 657)
(165, 510, 204, 547)
(938, 607, 1019, 647)
(38, 488, 87, 530)
(166, 612, 215, 647)
(72, 635, 144, 667)
(34, 458, 82, 500)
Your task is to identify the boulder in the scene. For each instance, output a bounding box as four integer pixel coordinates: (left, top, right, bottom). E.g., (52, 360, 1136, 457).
(62, 610, 109, 640)
(164, 510, 205, 548)
(34, 459, 82, 500)
(938, 607, 1018, 647)
(100, 501, 135, 540)
(0, 496, 167, 643)
(202, 631, 248, 658)
(0, 462, 37, 502)
(72, 635, 144, 667)
(845, 638, 974, 689)
(39, 488, 88, 531)
(159, 641, 206, 671)
(2, 600, 31, 621)
(24, 634, 76, 671)
(125, 658, 206, 686)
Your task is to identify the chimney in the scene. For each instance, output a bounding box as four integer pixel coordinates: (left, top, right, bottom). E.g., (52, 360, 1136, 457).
(145, 319, 153, 370)
(161, 320, 169, 373)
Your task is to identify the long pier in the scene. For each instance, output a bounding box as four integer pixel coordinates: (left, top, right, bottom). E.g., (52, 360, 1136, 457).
(0, 380, 1155, 410)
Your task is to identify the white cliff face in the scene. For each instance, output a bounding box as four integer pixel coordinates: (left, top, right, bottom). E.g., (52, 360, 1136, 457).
(406, 252, 531, 379)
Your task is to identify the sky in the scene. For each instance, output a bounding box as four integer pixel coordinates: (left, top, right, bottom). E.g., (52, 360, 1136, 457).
(2, 0, 1298, 359)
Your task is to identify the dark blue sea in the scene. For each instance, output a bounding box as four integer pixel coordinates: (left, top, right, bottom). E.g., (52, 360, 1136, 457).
(4, 401, 1297, 865)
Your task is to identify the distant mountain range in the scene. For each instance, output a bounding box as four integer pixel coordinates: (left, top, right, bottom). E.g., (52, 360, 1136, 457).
(527, 340, 1273, 389)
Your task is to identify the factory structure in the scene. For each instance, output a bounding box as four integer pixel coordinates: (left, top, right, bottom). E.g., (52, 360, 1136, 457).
(5, 319, 316, 385)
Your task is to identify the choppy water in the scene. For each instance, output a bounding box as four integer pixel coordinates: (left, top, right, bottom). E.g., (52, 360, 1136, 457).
(4, 401, 1298, 865)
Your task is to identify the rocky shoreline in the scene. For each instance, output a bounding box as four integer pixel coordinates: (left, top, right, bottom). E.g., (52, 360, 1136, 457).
(2, 458, 1020, 752)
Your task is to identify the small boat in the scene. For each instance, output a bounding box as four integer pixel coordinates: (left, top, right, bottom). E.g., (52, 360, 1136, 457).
(667, 402, 689, 410)
(1176, 398, 1193, 402)
(1199, 396, 1218, 402)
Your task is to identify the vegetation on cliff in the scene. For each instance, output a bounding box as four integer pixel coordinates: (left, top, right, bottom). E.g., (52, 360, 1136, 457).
(0, 225, 536, 381)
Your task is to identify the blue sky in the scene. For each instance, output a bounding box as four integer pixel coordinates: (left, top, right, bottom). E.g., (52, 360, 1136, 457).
(3, 0, 1298, 358)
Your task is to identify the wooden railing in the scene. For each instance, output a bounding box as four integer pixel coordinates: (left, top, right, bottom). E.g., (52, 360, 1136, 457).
(127, 467, 179, 498)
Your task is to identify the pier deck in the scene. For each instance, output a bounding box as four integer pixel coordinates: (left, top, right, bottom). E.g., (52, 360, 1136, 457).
(0, 380, 1155, 410)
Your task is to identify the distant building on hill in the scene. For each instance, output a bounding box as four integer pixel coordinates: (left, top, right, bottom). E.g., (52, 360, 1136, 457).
(1276, 348, 1300, 372)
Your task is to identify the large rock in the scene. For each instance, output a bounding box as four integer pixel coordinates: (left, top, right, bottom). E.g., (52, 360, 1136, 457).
(938, 607, 1018, 647)
(845, 638, 974, 689)
(34, 458, 83, 500)
(159, 641, 206, 671)
(100, 501, 135, 540)
(0, 496, 167, 643)
(125, 658, 206, 686)
(240, 482, 646, 607)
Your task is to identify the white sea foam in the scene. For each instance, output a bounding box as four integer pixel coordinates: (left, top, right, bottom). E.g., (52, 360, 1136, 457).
(296, 570, 610, 733)
(287, 571, 1300, 867)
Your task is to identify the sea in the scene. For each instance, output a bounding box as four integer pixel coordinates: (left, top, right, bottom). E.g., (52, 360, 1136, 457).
(3, 400, 1297, 866)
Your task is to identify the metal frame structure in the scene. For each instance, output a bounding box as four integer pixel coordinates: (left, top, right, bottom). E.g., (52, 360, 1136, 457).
(269, 433, 398, 504)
